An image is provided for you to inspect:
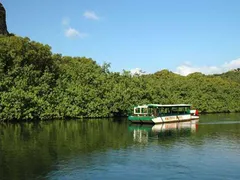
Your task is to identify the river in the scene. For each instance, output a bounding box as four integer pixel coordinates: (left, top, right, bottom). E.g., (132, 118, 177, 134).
(0, 113, 240, 180)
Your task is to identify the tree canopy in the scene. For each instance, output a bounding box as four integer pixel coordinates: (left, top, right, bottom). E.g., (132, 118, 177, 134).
(0, 36, 240, 121)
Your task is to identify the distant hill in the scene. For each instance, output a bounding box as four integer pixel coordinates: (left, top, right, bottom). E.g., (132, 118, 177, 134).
(213, 69, 240, 84)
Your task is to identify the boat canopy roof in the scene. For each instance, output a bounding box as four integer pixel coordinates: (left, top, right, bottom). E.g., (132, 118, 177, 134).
(135, 104, 191, 108)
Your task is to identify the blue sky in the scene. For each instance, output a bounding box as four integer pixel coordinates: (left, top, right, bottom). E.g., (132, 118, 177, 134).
(2, 0, 240, 75)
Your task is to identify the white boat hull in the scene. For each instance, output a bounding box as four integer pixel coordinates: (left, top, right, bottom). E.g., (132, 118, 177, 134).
(152, 115, 199, 124)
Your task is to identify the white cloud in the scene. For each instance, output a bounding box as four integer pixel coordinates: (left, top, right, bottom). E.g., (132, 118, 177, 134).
(62, 17, 70, 26)
(83, 10, 100, 20)
(65, 28, 87, 39)
(223, 59, 240, 69)
(175, 58, 240, 76)
(62, 17, 88, 39)
(130, 68, 147, 76)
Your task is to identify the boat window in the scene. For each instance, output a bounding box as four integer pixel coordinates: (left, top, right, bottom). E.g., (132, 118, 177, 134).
(134, 106, 191, 115)
(159, 107, 171, 115)
(171, 107, 178, 114)
(178, 107, 186, 114)
(141, 108, 148, 114)
(134, 108, 141, 114)
(152, 108, 159, 116)
(134, 107, 148, 114)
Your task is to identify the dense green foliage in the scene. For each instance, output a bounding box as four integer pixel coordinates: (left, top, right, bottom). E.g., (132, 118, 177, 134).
(213, 69, 240, 84)
(0, 36, 240, 121)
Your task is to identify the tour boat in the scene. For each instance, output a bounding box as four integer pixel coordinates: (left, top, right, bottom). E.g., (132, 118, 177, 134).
(128, 104, 199, 124)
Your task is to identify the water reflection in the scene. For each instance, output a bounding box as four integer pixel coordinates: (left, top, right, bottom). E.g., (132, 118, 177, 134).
(0, 119, 132, 180)
(1, 114, 240, 180)
(129, 120, 199, 143)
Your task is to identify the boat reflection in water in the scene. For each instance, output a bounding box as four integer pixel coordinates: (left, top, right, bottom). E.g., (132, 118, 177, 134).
(128, 120, 199, 143)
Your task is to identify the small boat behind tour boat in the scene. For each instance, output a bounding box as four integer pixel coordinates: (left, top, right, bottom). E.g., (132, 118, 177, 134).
(128, 104, 199, 124)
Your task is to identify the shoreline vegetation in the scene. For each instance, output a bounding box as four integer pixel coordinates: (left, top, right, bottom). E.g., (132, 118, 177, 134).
(0, 35, 240, 122)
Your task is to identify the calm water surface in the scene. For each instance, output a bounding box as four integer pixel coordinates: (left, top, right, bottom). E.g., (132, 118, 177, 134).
(0, 114, 240, 180)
